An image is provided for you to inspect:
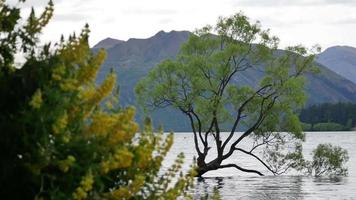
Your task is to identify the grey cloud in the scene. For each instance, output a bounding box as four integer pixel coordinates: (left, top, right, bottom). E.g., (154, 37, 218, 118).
(53, 13, 90, 22)
(7, 0, 96, 10)
(158, 18, 174, 25)
(258, 17, 313, 28)
(328, 18, 356, 25)
(122, 8, 178, 15)
(7, 0, 64, 8)
(100, 17, 116, 24)
(231, 0, 356, 7)
(259, 16, 356, 29)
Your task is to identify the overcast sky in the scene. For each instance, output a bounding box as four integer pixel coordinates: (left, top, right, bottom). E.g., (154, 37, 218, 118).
(11, 0, 356, 50)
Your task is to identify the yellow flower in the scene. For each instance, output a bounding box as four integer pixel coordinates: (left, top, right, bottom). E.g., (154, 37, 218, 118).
(52, 112, 68, 135)
(80, 173, 94, 191)
(100, 161, 110, 174)
(59, 164, 69, 173)
(60, 78, 79, 91)
(77, 49, 105, 84)
(111, 187, 130, 199)
(126, 107, 136, 120)
(110, 130, 128, 144)
(67, 155, 76, 163)
(58, 155, 76, 173)
(136, 147, 152, 169)
(105, 101, 114, 110)
(72, 172, 94, 200)
(87, 111, 116, 137)
(62, 133, 71, 143)
(29, 89, 43, 109)
(80, 85, 96, 100)
(52, 64, 65, 81)
(93, 73, 116, 103)
(131, 175, 145, 193)
(110, 176, 145, 199)
(110, 148, 134, 169)
(73, 187, 87, 200)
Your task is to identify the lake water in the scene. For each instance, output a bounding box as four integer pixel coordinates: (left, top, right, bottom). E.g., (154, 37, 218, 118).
(163, 132, 356, 199)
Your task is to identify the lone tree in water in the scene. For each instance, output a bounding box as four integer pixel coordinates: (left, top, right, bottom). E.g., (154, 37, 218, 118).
(136, 13, 348, 177)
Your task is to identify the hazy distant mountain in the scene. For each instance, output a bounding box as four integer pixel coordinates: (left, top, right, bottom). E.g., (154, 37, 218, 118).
(317, 46, 356, 83)
(93, 37, 124, 49)
(94, 30, 190, 105)
(93, 31, 356, 131)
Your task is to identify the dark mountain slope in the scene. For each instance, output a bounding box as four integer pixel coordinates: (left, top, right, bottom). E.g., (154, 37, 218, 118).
(317, 46, 356, 83)
(93, 31, 356, 130)
(93, 37, 124, 49)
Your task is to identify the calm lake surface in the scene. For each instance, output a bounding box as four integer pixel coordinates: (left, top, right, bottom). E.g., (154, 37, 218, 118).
(163, 132, 356, 199)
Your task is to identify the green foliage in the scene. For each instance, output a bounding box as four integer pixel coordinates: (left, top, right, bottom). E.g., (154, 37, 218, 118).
(308, 144, 349, 177)
(136, 12, 316, 137)
(0, 1, 194, 199)
(300, 102, 356, 130)
(136, 12, 348, 177)
(312, 122, 346, 131)
(200, 187, 221, 200)
(301, 122, 312, 131)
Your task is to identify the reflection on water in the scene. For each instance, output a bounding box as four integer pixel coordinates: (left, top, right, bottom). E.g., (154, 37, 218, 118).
(194, 176, 302, 199)
(193, 176, 349, 200)
(165, 132, 356, 199)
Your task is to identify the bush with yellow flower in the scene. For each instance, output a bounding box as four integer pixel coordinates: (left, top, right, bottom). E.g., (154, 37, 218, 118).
(0, 1, 194, 199)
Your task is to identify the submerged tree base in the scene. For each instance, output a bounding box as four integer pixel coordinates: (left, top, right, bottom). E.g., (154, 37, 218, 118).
(196, 160, 264, 177)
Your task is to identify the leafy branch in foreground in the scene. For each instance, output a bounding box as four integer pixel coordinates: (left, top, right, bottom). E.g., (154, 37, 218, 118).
(0, 1, 194, 199)
(136, 12, 348, 177)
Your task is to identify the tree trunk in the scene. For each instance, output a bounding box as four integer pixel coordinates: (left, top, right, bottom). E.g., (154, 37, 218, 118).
(196, 157, 222, 177)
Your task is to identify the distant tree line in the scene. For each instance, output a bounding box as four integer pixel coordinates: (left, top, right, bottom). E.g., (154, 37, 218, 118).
(299, 102, 356, 131)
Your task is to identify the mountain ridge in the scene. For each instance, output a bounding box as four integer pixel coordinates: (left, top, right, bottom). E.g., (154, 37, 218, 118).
(93, 37, 124, 49)
(317, 45, 356, 83)
(93, 30, 356, 131)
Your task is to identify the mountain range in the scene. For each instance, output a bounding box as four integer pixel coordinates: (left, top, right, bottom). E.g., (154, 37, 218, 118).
(317, 46, 356, 84)
(92, 30, 356, 131)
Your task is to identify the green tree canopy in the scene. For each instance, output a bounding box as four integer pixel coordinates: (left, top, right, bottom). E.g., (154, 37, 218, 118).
(136, 12, 347, 177)
(308, 144, 349, 177)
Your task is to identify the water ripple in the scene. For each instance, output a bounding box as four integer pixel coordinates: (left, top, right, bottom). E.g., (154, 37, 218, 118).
(165, 132, 356, 199)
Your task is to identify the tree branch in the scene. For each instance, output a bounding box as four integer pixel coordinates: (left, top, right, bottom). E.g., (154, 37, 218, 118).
(191, 109, 205, 146)
(223, 94, 278, 160)
(235, 148, 277, 175)
(185, 112, 202, 156)
(250, 133, 281, 153)
(218, 164, 264, 176)
(222, 84, 272, 151)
